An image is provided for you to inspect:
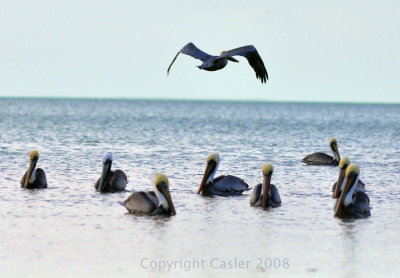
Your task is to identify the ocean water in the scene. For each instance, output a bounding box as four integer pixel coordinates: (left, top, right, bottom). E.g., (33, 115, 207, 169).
(0, 98, 399, 278)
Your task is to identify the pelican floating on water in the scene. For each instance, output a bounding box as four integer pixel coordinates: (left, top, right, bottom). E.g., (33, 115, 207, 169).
(332, 157, 365, 198)
(20, 150, 47, 189)
(302, 138, 341, 166)
(94, 152, 128, 193)
(197, 153, 249, 196)
(250, 163, 281, 208)
(167, 42, 268, 83)
(334, 164, 370, 218)
(122, 173, 176, 216)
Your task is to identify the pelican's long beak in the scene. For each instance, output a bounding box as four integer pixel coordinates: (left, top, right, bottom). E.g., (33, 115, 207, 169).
(332, 168, 346, 198)
(157, 182, 176, 216)
(198, 160, 217, 194)
(98, 160, 112, 193)
(227, 57, 239, 63)
(334, 172, 357, 217)
(24, 158, 37, 188)
(261, 174, 271, 208)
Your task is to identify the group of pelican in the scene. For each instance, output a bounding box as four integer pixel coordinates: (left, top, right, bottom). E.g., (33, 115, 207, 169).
(301, 138, 370, 217)
(21, 138, 370, 218)
(331, 158, 370, 218)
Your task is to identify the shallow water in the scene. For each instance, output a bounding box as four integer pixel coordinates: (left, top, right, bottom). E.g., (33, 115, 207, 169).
(0, 98, 399, 277)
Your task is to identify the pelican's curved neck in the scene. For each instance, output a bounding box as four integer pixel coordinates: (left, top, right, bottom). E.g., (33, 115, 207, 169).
(155, 188, 168, 209)
(331, 145, 340, 162)
(261, 174, 271, 207)
(343, 177, 358, 207)
(333, 168, 346, 198)
(206, 162, 219, 184)
(98, 160, 112, 192)
(27, 160, 38, 184)
(333, 152, 340, 162)
(29, 167, 37, 183)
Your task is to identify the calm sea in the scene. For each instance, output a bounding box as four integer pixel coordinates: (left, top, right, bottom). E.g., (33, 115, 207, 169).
(0, 98, 399, 277)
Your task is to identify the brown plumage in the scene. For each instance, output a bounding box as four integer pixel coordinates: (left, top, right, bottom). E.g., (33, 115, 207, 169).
(95, 152, 127, 193)
(198, 153, 249, 196)
(250, 163, 281, 208)
(302, 138, 340, 166)
(21, 150, 47, 189)
(122, 173, 176, 216)
(334, 164, 370, 218)
(20, 168, 47, 189)
(94, 169, 127, 193)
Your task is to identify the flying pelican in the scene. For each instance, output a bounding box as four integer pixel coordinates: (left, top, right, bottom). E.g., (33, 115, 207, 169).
(250, 163, 281, 208)
(20, 150, 47, 189)
(302, 138, 341, 166)
(167, 42, 268, 83)
(94, 152, 128, 193)
(334, 164, 370, 218)
(122, 173, 176, 216)
(197, 153, 249, 196)
(332, 157, 365, 198)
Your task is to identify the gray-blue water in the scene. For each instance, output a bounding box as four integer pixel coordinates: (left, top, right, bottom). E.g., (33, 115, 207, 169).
(0, 98, 399, 277)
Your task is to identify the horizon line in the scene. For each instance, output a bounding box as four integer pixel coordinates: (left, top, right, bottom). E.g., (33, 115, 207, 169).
(0, 95, 399, 105)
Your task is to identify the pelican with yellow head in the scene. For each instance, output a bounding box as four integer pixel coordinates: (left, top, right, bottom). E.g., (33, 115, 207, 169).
(302, 138, 341, 166)
(20, 150, 48, 189)
(332, 157, 365, 198)
(334, 164, 370, 218)
(250, 163, 281, 208)
(197, 153, 249, 196)
(122, 173, 176, 216)
(94, 152, 128, 193)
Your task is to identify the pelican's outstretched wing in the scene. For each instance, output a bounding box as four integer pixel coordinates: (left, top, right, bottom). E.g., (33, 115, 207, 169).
(167, 43, 212, 75)
(220, 45, 268, 83)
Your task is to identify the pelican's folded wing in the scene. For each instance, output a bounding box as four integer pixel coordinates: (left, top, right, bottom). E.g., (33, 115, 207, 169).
(36, 168, 48, 188)
(111, 169, 128, 191)
(250, 183, 262, 205)
(123, 191, 158, 214)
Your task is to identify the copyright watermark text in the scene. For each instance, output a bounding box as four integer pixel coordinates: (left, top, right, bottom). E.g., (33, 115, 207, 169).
(140, 257, 290, 271)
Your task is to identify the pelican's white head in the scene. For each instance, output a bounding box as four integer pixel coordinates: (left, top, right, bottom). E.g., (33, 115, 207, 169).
(102, 152, 113, 164)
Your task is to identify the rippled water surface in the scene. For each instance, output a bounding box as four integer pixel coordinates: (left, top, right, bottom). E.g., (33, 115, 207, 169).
(0, 98, 399, 277)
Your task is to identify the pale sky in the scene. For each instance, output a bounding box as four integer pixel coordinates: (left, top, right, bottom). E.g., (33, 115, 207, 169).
(1, 0, 399, 103)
